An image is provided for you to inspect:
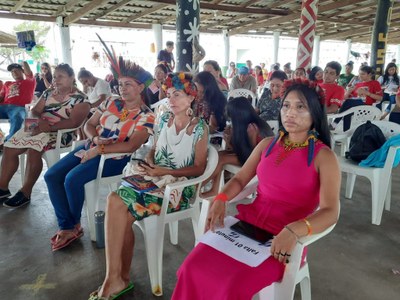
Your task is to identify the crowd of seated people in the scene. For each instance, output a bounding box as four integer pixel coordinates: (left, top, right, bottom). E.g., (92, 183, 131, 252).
(2, 48, 400, 300)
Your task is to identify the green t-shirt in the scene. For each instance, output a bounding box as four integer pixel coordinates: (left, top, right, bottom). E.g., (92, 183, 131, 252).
(338, 73, 354, 87)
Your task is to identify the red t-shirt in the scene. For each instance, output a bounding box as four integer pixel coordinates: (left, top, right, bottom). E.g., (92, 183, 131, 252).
(0, 73, 36, 107)
(220, 77, 229, 90)
(351, 80, 382, 105)
(319, 83, 345, 108)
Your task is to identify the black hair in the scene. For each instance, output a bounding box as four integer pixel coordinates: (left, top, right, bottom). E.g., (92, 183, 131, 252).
(203, 60, 226, 79)
(270, 70, 288, 82)
(382, 62, 399, 86)
(346, 61, 354, 67)
(77, 68, 94, 79)
(273, 64, 280, 71)
(194, 71, 227, 131)
(254, 65, 263, 75)
(284, 62, 291, 69)
(325, 61, 342, 76)
(278, 84, 331, 148)
(294, 67, 306, 76)
(309, 66, 323, 81)
(166, 41, 174, 47)
(227, 97, 273, 165)
(55, 63, 75, 77)
(359, 65, 375, 79)
(155, 63, 168, 74)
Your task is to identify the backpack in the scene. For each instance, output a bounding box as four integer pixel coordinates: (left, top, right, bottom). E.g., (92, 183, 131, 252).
(345, 121, 386, 162)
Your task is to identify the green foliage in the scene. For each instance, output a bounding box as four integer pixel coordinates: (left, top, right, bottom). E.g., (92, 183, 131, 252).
(0, 21, 51, 65)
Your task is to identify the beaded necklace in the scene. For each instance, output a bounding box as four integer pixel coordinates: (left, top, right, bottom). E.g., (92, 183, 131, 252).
(275, 137, 309, 165)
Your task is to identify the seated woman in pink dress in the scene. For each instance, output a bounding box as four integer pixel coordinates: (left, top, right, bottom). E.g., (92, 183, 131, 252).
(172, 78, 341, 300)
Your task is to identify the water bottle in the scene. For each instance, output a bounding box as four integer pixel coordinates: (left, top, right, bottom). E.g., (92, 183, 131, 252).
(94, 211, 105, 248)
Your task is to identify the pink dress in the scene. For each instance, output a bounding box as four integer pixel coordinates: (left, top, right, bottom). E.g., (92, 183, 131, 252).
(172, 140, 327, 300)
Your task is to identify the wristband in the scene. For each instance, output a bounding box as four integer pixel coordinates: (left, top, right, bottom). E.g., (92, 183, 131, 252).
(213, 193, 228, 202)
(303, 218, 312, 236)
(284, 225, 300, 241)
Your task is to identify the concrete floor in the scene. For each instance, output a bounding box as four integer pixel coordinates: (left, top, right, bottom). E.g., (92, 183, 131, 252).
(0, 153, 400, 300)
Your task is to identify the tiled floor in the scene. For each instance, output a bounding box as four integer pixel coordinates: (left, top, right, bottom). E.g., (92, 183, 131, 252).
(0, 152, 399, 300)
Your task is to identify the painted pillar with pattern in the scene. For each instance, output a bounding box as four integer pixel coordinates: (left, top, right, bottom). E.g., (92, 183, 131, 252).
(176, 0, 200, 73)
(296, 0, 319, 70)
(370, 0, 394, 75)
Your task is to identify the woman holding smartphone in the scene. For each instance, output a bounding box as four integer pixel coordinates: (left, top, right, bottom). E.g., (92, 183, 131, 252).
(88, 73, 208, 299)
(172, 79, 340, 300)
(44, 59, 155, 252)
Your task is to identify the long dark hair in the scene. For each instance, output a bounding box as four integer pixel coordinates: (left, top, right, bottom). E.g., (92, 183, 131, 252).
(227, 97, 273, 165)
(278, 84, 331, 148)
(194, 71, 227, 131)
(382, 62, 399, 85)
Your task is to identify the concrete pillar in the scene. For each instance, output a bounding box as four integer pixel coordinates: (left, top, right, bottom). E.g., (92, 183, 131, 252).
(56, 16, 72, 66)
(273, 31, 280, 64)
(176, 0, 200, 73)
(345, 38, 352, 63)
(397, 44, 400, 67)
(296, 0, 319, 70)
(152, 24, 163, 54)
(370, 0, 394, 75)
(312, 35, 320, 66)
(223, 29, 230, 74)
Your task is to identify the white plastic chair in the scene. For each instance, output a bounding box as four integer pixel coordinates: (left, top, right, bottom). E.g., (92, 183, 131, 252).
(228, 88, 257, 108)
(328, 105, 381, 156)
(19, 125, 82, 181)
(338, 120, 400, 225)
(84, 151, 138, 241)
(198, 182, 337, 300)
(133, 146, 218, 296)
(267, 120, 279, 135)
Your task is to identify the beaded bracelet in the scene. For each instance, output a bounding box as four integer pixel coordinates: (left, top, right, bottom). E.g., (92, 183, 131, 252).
(303, 218, 312, 236)
(213, 193, 228, 202)
(284, 225, 300, 241)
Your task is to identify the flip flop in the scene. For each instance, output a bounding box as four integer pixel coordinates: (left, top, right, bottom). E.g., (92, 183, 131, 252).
(52, 229, 84, 251)
(88, 283, 134, 300)
(51, 227, 84, 245)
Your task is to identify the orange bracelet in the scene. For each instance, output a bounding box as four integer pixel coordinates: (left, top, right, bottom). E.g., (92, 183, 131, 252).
(213, 193, 228, 202)
(303, 218, 312, 236)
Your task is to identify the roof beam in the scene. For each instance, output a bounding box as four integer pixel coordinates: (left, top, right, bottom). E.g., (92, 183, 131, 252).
(10, 0, 29, 13)
(267, 0, 295, 9)
(318, 16, 372, 27)
(322, 26, 372, 40)
(123, 4, 169, 23)
(229, 0, 367, 36)
(151, 0, 289, 15)
(53, 0, 81, 17)
(64, 0, 108, 25)
(91, 0, 133, 20)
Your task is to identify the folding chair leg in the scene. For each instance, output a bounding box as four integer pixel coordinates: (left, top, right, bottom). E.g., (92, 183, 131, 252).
(345, 173, 357, 199)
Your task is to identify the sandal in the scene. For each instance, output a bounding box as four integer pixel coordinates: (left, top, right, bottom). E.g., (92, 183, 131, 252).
(88, 282, 134, 300)
(51, 227, 84, 245)
(51, 228, 84, 251)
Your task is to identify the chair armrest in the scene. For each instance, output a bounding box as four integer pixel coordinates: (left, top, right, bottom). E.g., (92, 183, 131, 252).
(54, 125, 82, 150)
(297, 223, 336, 247)
(228, 180, 258, 205)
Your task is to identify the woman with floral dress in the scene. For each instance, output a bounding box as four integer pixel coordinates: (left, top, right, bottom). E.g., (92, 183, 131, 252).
(1, 63, 90, 208)
(88, 72, 208, 300)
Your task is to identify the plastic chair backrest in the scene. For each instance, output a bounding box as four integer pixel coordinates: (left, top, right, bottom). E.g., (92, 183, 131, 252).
(371, 120, 400, 137)
(228, 88, 257, 107)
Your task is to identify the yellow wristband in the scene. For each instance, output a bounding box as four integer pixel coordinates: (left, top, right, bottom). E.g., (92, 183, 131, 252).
(303, 218, 312, 236)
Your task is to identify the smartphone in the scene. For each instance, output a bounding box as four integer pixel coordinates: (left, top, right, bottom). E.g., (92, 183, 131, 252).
(230, 220, 273, 244)
(131, 158, 153, 168)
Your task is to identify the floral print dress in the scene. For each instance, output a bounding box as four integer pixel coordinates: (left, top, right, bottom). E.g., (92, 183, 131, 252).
(117, 112, 207, 220)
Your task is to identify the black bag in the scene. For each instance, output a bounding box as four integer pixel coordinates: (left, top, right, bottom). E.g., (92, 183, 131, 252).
(345, 121, 386, 162)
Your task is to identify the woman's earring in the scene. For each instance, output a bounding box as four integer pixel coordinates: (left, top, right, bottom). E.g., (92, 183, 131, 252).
(186, 107, 193, 117)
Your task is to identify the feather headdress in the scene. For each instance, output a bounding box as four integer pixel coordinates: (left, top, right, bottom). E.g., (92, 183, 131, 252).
(96, 33, 153, 88)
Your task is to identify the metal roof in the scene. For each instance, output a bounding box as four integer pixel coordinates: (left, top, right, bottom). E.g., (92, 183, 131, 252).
(0, 0, 399, 44)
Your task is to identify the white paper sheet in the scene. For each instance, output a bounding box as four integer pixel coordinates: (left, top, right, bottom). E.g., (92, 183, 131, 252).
(199, 216, 272, 267)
